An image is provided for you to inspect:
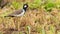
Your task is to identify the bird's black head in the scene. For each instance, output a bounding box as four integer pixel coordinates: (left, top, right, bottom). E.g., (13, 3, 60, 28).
(23, 4, 28, 11)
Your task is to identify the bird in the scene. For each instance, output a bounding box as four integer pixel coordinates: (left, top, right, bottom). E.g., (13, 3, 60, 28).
(5, 3, 28, 17)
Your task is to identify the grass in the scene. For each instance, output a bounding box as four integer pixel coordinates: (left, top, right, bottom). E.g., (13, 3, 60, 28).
(0, 0, 60, 34)
(0, 9, 60, 34)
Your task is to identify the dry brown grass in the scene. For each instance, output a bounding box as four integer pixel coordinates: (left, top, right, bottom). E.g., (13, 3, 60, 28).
(0, 0, 60, 34)
(0, 8, 60, 34)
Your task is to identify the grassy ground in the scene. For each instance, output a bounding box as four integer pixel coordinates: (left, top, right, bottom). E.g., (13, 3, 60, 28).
(0, 0, 60, 34)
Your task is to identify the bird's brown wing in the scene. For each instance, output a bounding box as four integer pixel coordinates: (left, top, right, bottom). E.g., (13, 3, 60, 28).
(8, 9, 23, 16)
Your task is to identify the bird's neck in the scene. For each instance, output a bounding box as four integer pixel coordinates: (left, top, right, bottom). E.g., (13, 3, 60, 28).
(23, 8, 26, 11)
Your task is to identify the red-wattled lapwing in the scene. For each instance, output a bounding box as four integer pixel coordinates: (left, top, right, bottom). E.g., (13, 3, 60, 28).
(5, 3, 28, 17)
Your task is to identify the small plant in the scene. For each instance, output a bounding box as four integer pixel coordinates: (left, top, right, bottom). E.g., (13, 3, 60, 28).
(44, 0, 55, 12)
(26, 26, 31, 34)
(49, 25, 56, 34)
(44, 3, 55, 12)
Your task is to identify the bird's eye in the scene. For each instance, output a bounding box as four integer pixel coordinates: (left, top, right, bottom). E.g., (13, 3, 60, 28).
(24, 5, 27, 7)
